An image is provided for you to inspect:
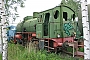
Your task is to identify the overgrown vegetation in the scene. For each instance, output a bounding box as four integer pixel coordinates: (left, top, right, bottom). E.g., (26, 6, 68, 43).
(0, 43, 84, 60)
(0, 54, 2, 60)
(3, 43, 83, 60)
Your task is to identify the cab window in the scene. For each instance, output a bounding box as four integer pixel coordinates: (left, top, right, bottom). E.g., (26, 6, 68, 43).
(63, 12, 67, 21)
(73, 14, 75, 21)
(54, 10, 59, 19)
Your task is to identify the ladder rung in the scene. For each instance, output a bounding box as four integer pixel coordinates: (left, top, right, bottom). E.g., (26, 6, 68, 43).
(44, 46, 48, 47)
(49, 47, 54, 49)
(45, 41, 48, 42)
(78, 45, 84, 47)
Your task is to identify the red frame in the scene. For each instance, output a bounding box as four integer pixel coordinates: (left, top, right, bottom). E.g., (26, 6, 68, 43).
(14, 32, 83, 56)
(14, 32, 36, 43)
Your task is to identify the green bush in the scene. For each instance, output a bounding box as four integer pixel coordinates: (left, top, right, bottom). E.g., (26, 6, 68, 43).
(7, 43, 83, 60)
(0, 54, 2, 60)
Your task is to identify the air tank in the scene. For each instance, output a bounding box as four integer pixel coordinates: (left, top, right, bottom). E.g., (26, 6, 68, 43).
(78, 4, 90, 35)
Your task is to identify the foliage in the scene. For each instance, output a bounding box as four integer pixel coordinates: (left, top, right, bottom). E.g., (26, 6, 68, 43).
(0, 54, 2, 60)
(7, 43, 84, 60)
(5, 0, 26, 22)
(61, 0, 81, 16)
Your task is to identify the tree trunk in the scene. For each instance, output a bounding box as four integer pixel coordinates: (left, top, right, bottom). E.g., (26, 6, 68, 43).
(0, 0, 3, 54)
(1, 0, 8, 60)
(81, 0, 90, 59)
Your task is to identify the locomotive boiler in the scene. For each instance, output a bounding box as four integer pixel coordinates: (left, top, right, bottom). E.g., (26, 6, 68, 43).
(16, 17, 38, 32)
(15, 13, 38, 44)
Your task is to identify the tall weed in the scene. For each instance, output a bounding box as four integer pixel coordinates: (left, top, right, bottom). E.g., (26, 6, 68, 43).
(7, 43, 83, 60)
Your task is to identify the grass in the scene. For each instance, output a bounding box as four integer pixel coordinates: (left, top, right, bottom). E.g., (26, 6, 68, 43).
(0, 43, 82, 60)
(0, 54, 2, 60)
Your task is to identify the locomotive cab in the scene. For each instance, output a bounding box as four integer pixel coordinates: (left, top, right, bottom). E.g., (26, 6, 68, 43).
(36, 4, 78, 39)
(36, 4, 82, 55)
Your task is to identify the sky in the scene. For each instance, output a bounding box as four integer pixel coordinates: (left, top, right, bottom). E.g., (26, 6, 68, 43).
(10, 0, 90, 26)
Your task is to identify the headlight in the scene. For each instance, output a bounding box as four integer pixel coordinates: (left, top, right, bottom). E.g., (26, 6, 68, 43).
(57, 34, 60, 38)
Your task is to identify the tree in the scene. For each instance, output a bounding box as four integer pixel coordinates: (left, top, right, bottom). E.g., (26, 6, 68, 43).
(61, 0, 81, 17)
(5, 0, 26, 24)
(0, 0, 26, 60)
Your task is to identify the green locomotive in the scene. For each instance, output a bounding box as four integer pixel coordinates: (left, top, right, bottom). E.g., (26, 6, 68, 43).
(15, 0, 84, 57)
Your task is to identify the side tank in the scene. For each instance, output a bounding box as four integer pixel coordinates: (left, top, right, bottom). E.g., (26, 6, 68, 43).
(78, 4, 90, 35)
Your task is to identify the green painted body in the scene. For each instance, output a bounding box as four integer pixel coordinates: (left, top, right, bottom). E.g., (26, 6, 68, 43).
(23, 18, 38, 32)
(36, 3, 78, 38)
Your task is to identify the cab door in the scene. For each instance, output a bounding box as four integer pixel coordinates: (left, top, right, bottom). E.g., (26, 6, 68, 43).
(36, 24, 43, 38)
